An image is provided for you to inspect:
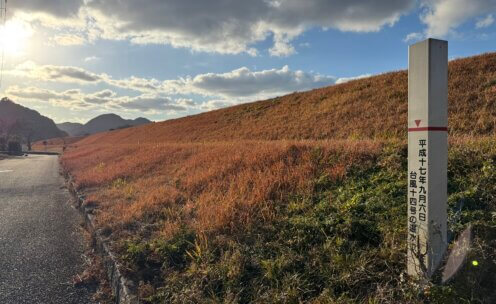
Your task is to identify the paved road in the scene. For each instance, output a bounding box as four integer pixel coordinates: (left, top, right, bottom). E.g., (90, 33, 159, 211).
(0, 155, 93, 303)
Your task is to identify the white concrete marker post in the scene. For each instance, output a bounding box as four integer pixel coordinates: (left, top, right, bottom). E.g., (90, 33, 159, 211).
(407, 38, 448, 279)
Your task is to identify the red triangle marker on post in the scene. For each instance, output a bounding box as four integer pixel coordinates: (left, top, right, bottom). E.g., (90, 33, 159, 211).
(415, 120, 421, 127)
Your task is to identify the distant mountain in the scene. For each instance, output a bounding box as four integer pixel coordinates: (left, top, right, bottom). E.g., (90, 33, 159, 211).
(57, 122, 84, 136)
(58, 114, 152, 136)
(0, 98, 67, 143)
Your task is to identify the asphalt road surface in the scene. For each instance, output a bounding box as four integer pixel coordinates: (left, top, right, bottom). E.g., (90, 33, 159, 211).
(0, 155, 93, 303)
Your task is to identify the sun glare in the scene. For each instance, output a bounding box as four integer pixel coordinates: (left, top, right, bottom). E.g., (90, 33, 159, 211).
(0, 19, 33, 56)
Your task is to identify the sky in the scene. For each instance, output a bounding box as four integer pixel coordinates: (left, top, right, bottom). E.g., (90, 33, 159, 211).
(0, 0, 495, 124)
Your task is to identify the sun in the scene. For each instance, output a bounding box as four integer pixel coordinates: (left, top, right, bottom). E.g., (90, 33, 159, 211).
(0, 19, 33, 56)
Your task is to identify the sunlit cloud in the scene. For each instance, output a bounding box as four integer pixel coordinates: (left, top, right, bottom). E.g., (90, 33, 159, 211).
(84, 56, 100, 62)
(51, 34, 86, 46)
(83, 89, 117, 104)
(476, 14, 494, 28)
(5, 85, 91, 109)
(403, 32, 424, 42)
(8, 0, 416, 57)
(5, 84, 190, 114)
(420, 0, 496, 38)
(6, 61, 339, 100)
(7, 61, 103, 83)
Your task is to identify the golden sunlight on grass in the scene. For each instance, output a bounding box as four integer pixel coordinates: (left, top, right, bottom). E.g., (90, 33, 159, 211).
(62, 140, 382, 237)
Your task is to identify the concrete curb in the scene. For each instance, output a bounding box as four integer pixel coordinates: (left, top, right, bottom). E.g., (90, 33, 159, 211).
(26, 151, 60, 155)
(66, 176, 139, 304)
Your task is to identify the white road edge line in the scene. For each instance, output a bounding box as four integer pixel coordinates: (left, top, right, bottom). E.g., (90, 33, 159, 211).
(0, 170, 13, 173)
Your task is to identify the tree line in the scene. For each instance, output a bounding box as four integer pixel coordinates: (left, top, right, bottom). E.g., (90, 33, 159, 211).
(0, 117, 35, 154)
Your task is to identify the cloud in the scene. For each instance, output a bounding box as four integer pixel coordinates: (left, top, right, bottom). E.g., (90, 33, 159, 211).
(11, 0, 415, 56)
(268, 31, 300, 57)
(9, 61, 102, 83)
(6, 85, 75, 101)
(88, 0, 415, 55)
(335, 74, 372, 84)
(403, 32, 424, 42)
(8, 62, 157, 93)
(476, 14, 494, 28)
(9, 0, 84, 17)
(83, 89, 117, 104)
(51, 34, 86, 46)
(183, 65, 336, 98)
(4, 64, 371, 116)
(7, 61, 166, 92)
(175, 98, 196, 107)
(199, 99, 237, 111)
(8, 61, 337, 100)
(12, 1, 496, 55)
(5, 85, 188, 113)
(94, 89, 115, 98)
(420, 0, 496, 37)
(108, 76, 163, 92)
(84, 56, 100, 62)
(114, 95, 187, 112)
(5, 86, 91, 109)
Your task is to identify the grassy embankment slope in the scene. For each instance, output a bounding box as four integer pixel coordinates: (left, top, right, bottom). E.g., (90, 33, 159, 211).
(62, 52, 496, 303)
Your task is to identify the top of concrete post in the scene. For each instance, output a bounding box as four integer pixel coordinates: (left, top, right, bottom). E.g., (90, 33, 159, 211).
(408, 39, 448, 130)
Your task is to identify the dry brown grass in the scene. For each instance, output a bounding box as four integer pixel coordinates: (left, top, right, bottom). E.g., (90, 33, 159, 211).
(32, 136, 86, 153)
(62, 140, 382, 240)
